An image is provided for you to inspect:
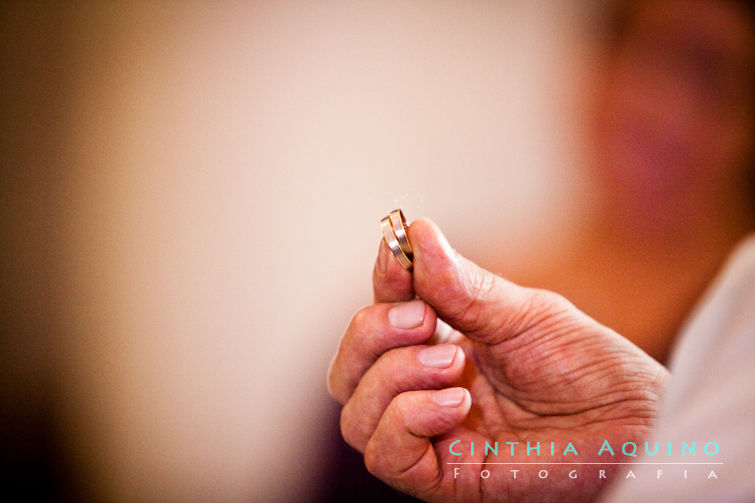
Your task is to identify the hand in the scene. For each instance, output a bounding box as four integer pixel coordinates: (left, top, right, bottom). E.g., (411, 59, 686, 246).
(327, 218, 668, 502)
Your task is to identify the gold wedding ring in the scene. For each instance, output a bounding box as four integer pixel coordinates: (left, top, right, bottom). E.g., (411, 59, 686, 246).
(380, 209, 413, 271)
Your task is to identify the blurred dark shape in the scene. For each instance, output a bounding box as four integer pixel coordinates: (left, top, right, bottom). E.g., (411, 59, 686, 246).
(1, 3, 77, 501)
(314, 405, 422, 503)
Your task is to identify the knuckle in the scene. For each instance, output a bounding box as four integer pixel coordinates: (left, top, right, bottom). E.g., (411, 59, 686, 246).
(375, 346, 405, 372)
(365, 348, 404, 395)
(452, 260, 500, 334)
(326, 356, 343, 403)
(347, 305, 380, 354)
(339, 403, 364, 451)
(350, 305, 372, 331)
(326, 363, 336, 397)
(518, 288, 575, 332)
(390, 392, 413, 423)
(463, 262, 497, 300)
(363, 438, 384, 477)
(529, 288, 573, 316)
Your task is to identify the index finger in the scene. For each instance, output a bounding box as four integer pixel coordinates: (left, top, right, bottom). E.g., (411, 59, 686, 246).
(373, 237, 414, 303)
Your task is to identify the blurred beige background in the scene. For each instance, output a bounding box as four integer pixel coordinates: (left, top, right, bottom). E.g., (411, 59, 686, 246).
(2, 1, 598, 501)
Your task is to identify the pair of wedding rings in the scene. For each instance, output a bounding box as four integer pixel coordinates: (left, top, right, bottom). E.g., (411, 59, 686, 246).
(380, 209, 414, 271)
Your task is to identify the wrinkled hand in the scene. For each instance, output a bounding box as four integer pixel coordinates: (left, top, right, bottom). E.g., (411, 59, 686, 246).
(327, 218, 668, 502)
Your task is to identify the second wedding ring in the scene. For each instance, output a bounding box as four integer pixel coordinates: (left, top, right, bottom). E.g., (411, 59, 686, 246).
(380, 209, 414, 271)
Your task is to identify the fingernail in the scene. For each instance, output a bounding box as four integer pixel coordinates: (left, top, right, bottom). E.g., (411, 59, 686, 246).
(377, 240, 388, 274)
(388, 300, 425, 329)
(417, 344, 457, 368)
(431, 387, 467, 407)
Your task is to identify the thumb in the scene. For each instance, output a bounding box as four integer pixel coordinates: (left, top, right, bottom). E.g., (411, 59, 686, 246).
(408, 218, 560, 345)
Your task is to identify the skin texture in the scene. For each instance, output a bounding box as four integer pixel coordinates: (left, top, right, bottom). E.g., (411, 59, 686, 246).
(328, 218, 669, 502)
